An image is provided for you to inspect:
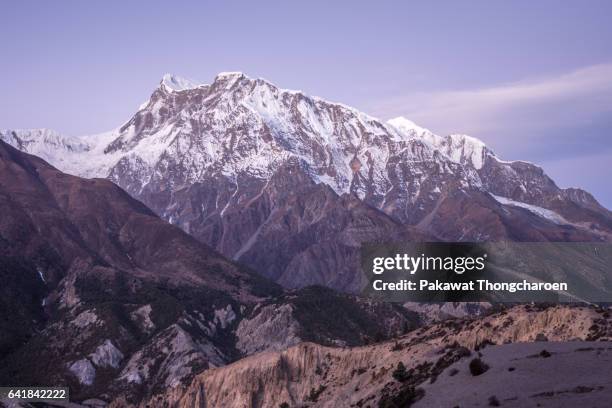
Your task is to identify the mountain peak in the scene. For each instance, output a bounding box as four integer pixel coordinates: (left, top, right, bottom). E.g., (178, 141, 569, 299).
(215, 71, 246, 79)
(211, 71, 249, 89)
(160, 74, 203, 92)
(387, 117, 431, 137)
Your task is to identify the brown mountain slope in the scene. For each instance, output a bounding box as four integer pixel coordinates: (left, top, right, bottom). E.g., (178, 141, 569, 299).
(0, 139, 280, 401)
(136, 305, 612, 408)
(0, 139, 275, 296)
(0, 141, 417, 404)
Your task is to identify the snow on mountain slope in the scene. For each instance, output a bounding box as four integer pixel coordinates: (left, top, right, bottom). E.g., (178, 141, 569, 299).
(491, 194, 569, 225)
(0, 128, 89, 172)
(387, 117, 490, 170)
(85, 72, 483, 211)
(0, 74, 555, 205)
(2, 73, 608, 228)
(160, 73, 203, 92)
(440, 133, 488, 169)
(387, 116, 433, 139)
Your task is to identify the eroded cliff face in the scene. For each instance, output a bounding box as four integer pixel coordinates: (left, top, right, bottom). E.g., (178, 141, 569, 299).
(129, 305, 611, 408)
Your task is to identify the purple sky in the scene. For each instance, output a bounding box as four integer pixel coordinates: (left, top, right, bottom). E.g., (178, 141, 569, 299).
(1, 1, 611, 207)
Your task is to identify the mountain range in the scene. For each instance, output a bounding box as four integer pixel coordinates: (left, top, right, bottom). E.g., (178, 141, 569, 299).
(2, 72, 611, 292)
(2, 72, 612, 407)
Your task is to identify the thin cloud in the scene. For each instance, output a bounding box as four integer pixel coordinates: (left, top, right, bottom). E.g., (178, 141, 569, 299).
(370, 63, 612, 141)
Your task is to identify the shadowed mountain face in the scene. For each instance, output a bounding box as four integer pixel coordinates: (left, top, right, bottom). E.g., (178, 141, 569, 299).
(0, 140, 277, 399)
(0, 141, 418, 403)
(2, 73, 611, 294)
(0, 138, 275, 295)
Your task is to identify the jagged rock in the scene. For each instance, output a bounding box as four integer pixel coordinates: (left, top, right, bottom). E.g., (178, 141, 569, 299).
(90, 340, 124, 369)
(130, 304, 155, 333)
(404, 302, 492, 324)
(69, 359, 96, 386)
(117, 324, 227, 390)
(213, 304, 236, 329)
(236, 304, 302, 355)
(72, 310, 101, 328)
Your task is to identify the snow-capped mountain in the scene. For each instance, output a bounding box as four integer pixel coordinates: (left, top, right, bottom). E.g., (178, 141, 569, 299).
(104, 72, 491, 222)
(2, 72, 611, 291)
(0, 128, 89, 173)
(387, 116, 501, 171)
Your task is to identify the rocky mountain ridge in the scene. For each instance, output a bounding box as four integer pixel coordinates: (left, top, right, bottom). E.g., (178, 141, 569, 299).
(2, 72, 611, 292)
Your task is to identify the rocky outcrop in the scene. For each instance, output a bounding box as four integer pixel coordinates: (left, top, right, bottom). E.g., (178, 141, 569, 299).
(116, 324, 225, 393)
(236, 303, 301, 355)
(403, 302, 492, 324)
(69, 359, 97, 386)
(143, 304, 612, 408)
(90, 340, 124, 369)
(235, 286, 419, 355)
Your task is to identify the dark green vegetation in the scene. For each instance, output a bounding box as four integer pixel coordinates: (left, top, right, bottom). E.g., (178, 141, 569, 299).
(286, 286, 419, 346)
(392, 362, 409, 382)
(378, 386, 424, 408)
(469, 358, 490, 376)
(379, 342, 473, 407)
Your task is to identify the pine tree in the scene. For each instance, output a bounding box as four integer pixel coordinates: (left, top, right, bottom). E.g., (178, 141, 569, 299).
(392, 361, 409, 382)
